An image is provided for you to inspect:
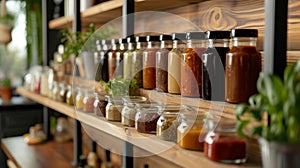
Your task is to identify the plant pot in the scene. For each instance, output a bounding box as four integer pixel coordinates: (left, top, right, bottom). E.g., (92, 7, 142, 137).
(259, 138, 300, 168)
(0, 23, 12, 45)
(0, 87, 12, 102)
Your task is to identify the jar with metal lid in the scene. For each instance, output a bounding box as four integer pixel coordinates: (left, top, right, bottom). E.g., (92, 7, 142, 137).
(132, 36, 147, 88)
(66, 85, 75, 105)
(181, 32, 207, 97)
(93, 93, 108, 117)
(123, 37, 135, 79)
(115, 38, 127, 78)
(83, 90, 95, 113)
(58, 83, 67, 102)
(177, 113, 207, 151)
(156, 34, 173, 92)
(108, 39, 118, 80)
(225, 29, 261, 103)
(143, 35, 161, 89)
(75, 87, 84, 110)
(204, 120, 246, 163)
(121, 96, 147, 127)
(202, 31, 230, 101)
(168, 33, 186, 94)
(135, 104, 161, 134)
(105, 96, 123, 121)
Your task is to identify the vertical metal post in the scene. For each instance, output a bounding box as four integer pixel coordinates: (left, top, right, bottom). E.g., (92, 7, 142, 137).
(43, 106, 51, 140)
(42, 0, 48, 66)
(264, 0, 288, 78)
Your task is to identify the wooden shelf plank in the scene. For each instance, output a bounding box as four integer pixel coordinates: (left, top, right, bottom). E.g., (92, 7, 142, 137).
(16, 87, 260, 168)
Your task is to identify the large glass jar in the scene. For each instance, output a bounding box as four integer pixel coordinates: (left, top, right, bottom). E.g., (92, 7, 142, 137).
(225, 29, 261, 103)
(135, 104, 161, 134)
(123, 37, 135, 79)
(204, 121, 246, 164)
(83, 90, 95, 113)
(156, 35, 172, 92)
(66, 85, 75, 105)
(108, 39, 118, 80)
(116, 38, 127, 78)
(202, 31, 230, 101)
(58, 83, 67, 103)
(105, 96, 123, 121)
(121, 96, 147, 127)
(93, 93, 108, 117)
(132, 36, 147, 88)
(143, 35, 160, 89)
(181, 32, 207, 97)
(75, 87, 85, 110)
(168, 33, 186, 94)
(177, 113, 207, 151)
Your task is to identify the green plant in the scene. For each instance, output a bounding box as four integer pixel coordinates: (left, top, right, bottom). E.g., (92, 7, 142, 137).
(0, 12, 15, 28)
(0, 76, 11, 87)
(100, 76, 139, 96)
(236, 60, 300, 143)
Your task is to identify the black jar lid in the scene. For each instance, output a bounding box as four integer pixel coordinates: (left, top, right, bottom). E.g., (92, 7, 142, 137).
(172, 33, 187, 41)
(135, 36, 147, 43)
(186, 31, 207, 40)
(119, 38, 127, 44)
(206, 31, 231, 39)
(146, 35, 160, 42)
(159, 34, 172, 41)
(231, 29, 258, 37)
(127, 36, 135, 43)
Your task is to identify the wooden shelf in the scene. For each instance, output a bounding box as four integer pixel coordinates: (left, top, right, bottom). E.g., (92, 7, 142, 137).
(17, 87, 260, 168)
(49, 0, 206, 29)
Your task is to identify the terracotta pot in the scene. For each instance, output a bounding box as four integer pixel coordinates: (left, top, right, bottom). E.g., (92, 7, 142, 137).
(0, 23, 12, 45)
(0, 87, 12, 102)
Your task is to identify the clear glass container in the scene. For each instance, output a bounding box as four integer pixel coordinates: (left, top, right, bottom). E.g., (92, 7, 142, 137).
(123, 37, 135, 79)
(52, 81, 60, 101)
(105, 96, 123, 121)
(108, 39, 118, 80)
(116, 38, 127, 78)
(95, 39, 109, 82)
(93, 93, 108, 117)
(75, 87, 85, 110)
(54, 117, 71, 143)
(58, 83, 67, 102)
(121, 96, 147, 127)
(83, 90, 95, 113)
(132, 36, 147, 88)
(204, 120, 246, 164)
(157, 112, 180, 142)
(135, 104, 161, 134)
(66, 85, 75, 106)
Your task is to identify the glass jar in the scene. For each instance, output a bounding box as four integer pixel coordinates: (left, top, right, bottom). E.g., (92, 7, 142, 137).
(143, 35, 160, 89)
(123, 37, 135, 79)
(132, 36, 147, 88)
(95, 39, 109, 82)
(83, 90, 95, 113)
(135, 104, 161, 134)
(108, 39, 118, 80)
(202, 31, 230, 101)
(168, 33, 186, 94)
(66, 85, 75, 105)
(115, 38, 127, 78)
(121, 96, 147, 127)
(204, 121, 246, 163)
(40, 67, 49, 97)
(52, 81, 60, 101)
(157, 112, 180, 142)
(181, 32, 207, 97)
(105, 96, 123, 121)
(177, 113, 207, 151)
(93, 93, 108, 117)
(58, 83, 67, 102)
(156, 35, 173, 92)
(75, 87, 85, 110)
(225, 29, 261, 103)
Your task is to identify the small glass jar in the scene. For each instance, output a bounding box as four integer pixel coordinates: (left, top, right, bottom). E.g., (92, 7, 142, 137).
(132, 36, 147, 88)
(75, 87, 84, 110)
(105, 96, 123, 121)
(121, 96, 147, 127)
(177, 113, 207, 151)
(157, 112, 180, 142)
(66, 85, 75, 106)
(204, 121, 246, 164)
(123, 37, 135, 79)
(93, 93, 108, 117)
(58, 83, 67, 102)
(50, 81, 58, 100)
(83, 90, 95, 113)
(135, 105, 161, 134)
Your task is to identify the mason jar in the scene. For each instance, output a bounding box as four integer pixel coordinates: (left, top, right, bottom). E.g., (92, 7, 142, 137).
(135, 104, 161, 134)
(75, 87, 85, 110)
(105, 96, 123, 121)
(93, 93, 108, 117)
(83, 90, 95, 113)
(121, 96, 147, 127)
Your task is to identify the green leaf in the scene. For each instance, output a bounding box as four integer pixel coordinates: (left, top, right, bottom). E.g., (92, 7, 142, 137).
(236, 120, 250, 139)
(235, 104, 249, 120)
(249, 126, 263, 137)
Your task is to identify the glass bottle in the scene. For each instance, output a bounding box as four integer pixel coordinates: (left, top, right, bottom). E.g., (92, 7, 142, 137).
(204, 121, 246, 164)
(105, 96, 123, 121)
(58, 82, 67, 102)
(225, 29, 261, 103)
(132, 36, 147, 88)
(93, 93, 108, 117)
(121, 96, 147, 127)
(66, 85, 75, 105)
(168, 33, 186, 94)
(156, 34, 173, 92)
(123, 37, 135, 79)
(202, 31, 230, 101)
(115, 38, 127, 78)
(143, 35, 160, 89)
(181, 32, 207, 97)
(75, 87, 85, 110)
(99, 39, 110, 82)
(83, 90, 95, 113)
(108, 39, 118, 80)
(94, 39, 102, 81)
(52, 81, 60, 101)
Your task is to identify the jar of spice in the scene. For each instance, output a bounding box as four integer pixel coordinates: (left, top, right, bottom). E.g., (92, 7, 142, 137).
(95, 39, 110, 82)
(58, 83, 67, 103)
(135, 104, 161, 134)
(132, 36, 147, 88)
(204, 120, 246, 163)
(168, 33, 186, 94)
(116, 38, 127, 78)
(121, 96, 147, 127)
(156, 111, 180, 142)
(51, 81, 59, 100)
(108, 39, 118, 80)
(93, 93, 108, 117)
(83, 90, 95, 113)
(202, 31, 230, 101)
(66, 85, 75, 106)
(177, 113, 207, 151)
(143, 35, 160, 89)
(105, 96, 123, 121)
(181, 32, 207, 97)
(225, 29, 261, 103)
(75, 87, 85, 110)
(123, 37, 135, 79)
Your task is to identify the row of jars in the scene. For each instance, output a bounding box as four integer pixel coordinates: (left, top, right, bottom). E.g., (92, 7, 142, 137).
(94, 29, 261, 104)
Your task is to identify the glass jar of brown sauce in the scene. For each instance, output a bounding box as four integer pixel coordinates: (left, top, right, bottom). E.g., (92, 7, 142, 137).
(181, 32, 207, 97)
(143, 35, 160, 89)
(225, 29, 261, 103)
(202, 31, 230, 101)
(132, 36, 147, 88)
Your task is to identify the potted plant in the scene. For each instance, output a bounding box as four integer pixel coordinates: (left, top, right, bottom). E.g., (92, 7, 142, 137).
(0, 0, 15, 45)
(236, 60, 300, 168)
(0, 76, 12, 102)
(100, 76, 139, 96)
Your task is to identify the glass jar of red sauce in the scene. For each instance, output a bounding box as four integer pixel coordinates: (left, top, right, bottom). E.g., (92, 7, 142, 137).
(132, 36, 147, 88)
(225, 29, 261, 103)
(156, 34, 173, 92)
(108, 39, 118, 80)
(168, 33, 186, 94)
(143, 35, 160, 89)
(202, 31, 230, 101)
(181, 32, 207, 97)
(204, 121, 246, 164)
